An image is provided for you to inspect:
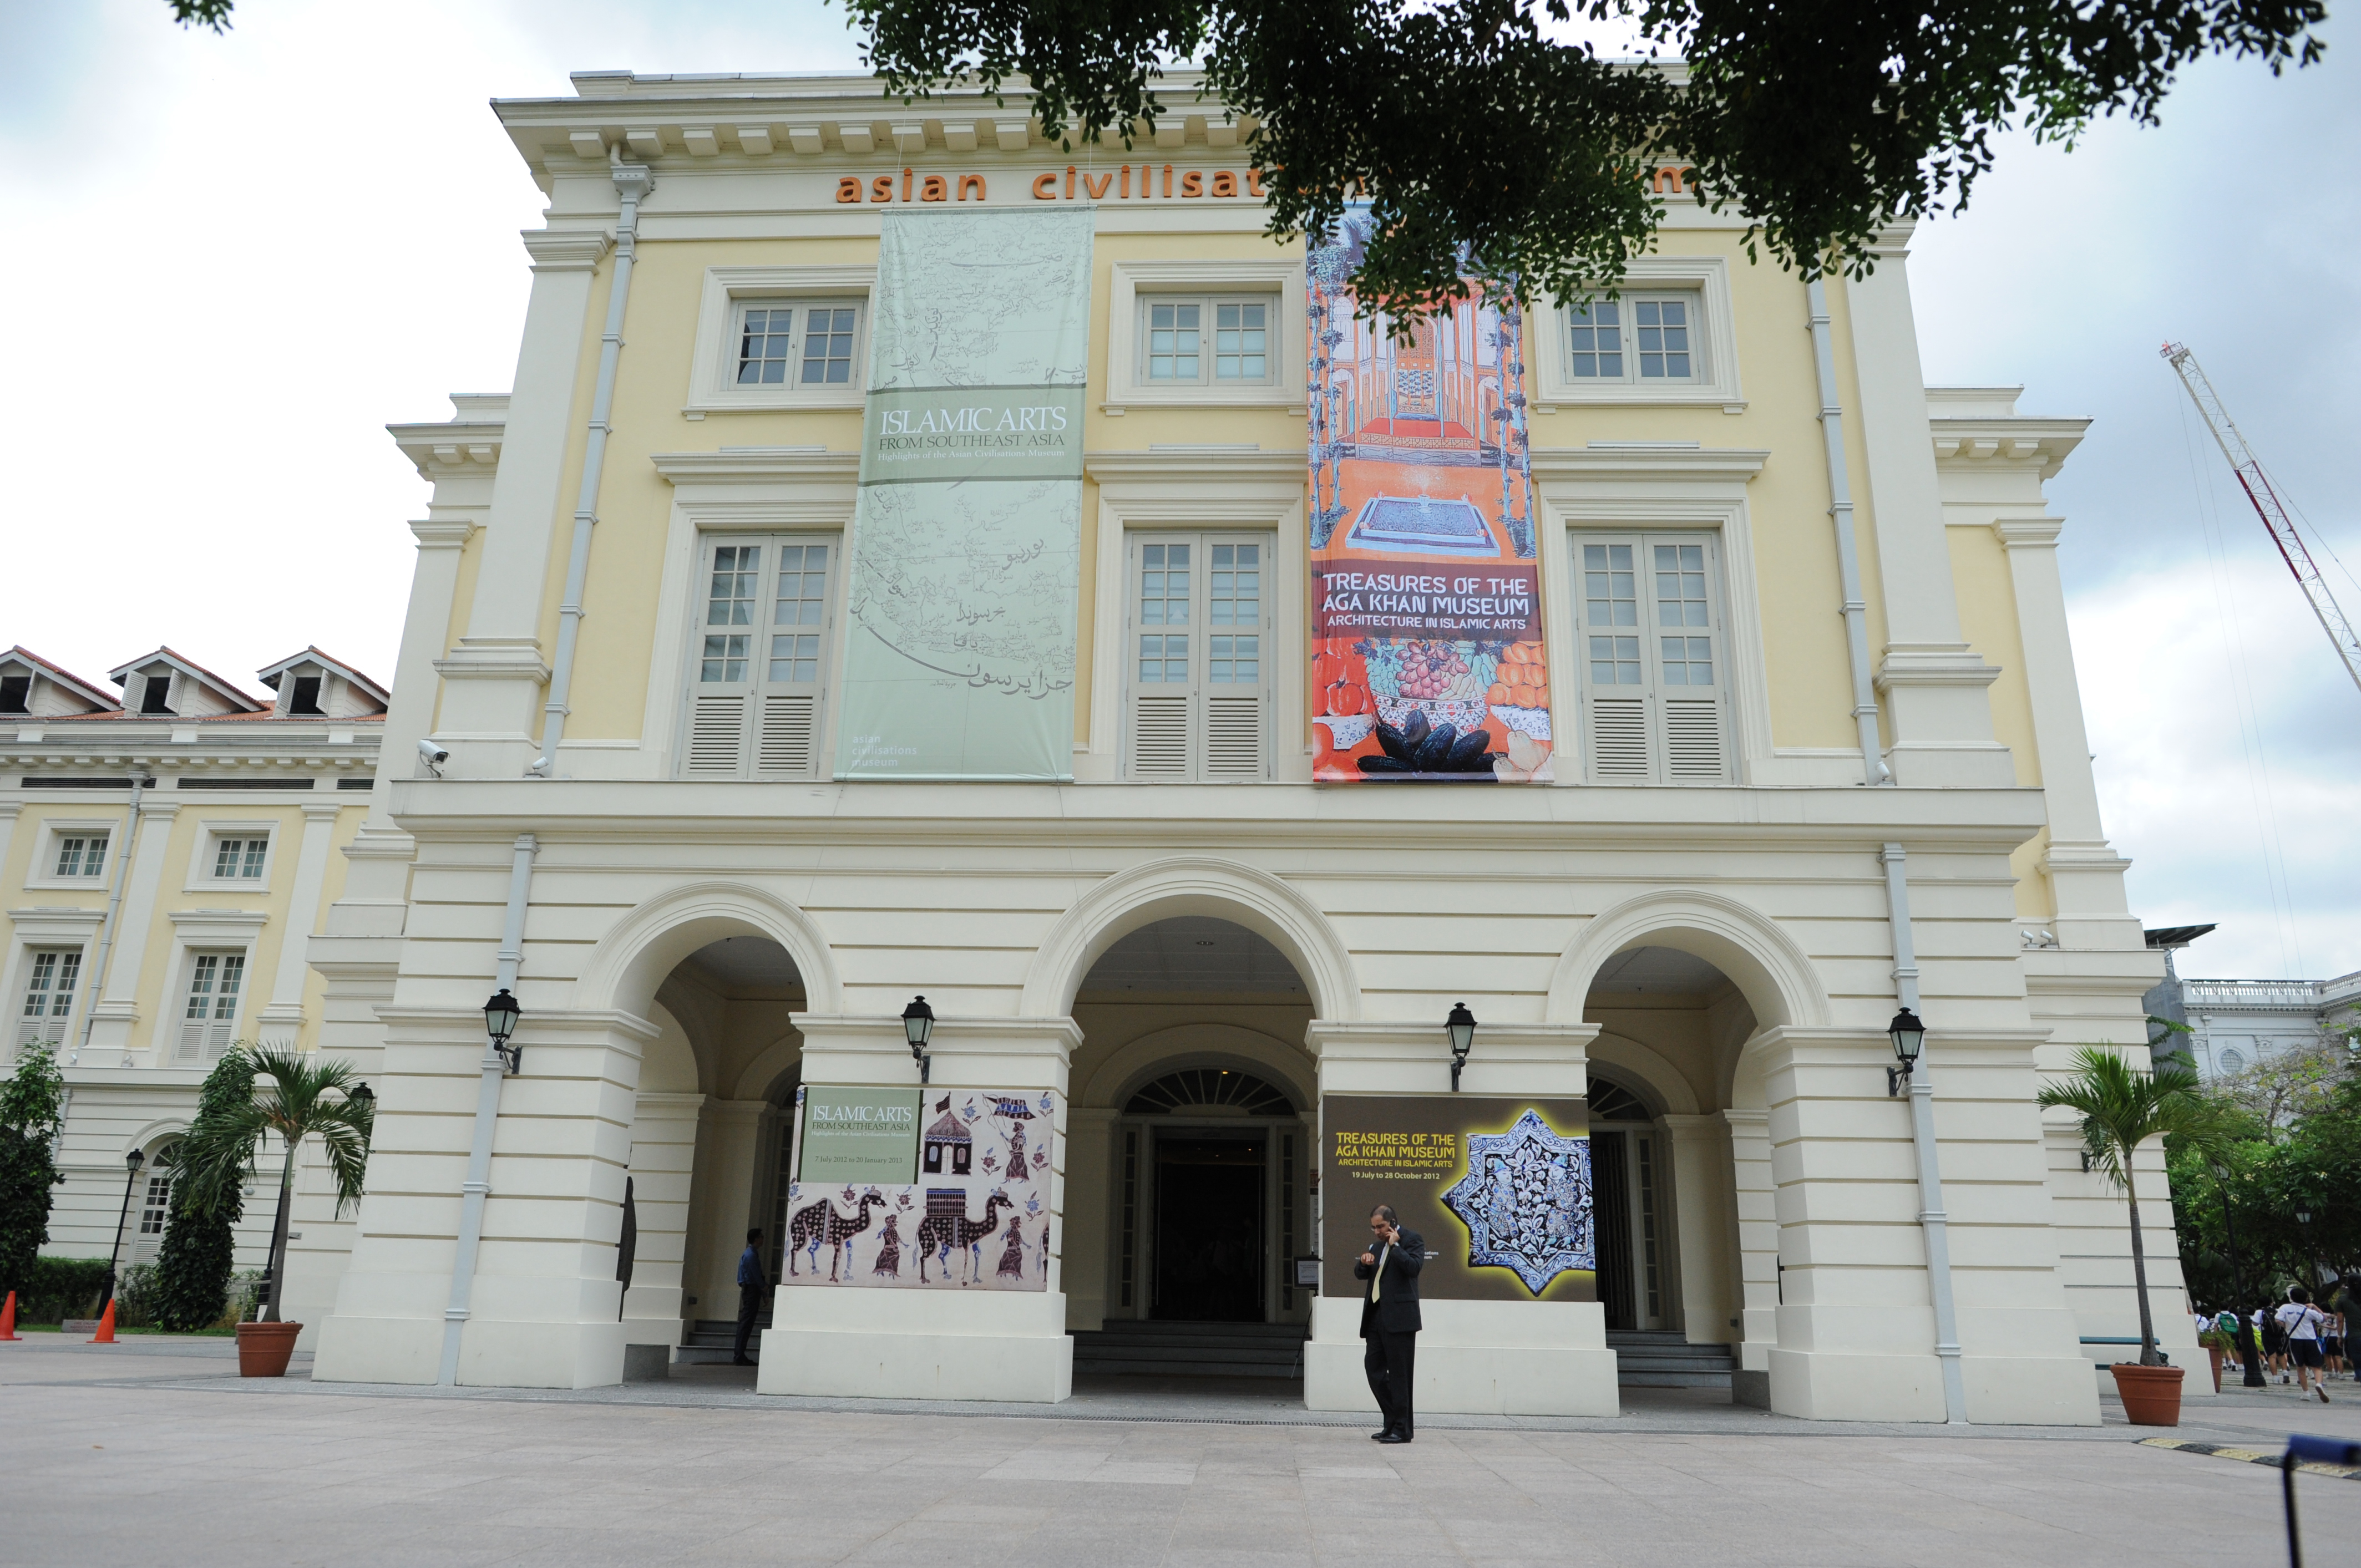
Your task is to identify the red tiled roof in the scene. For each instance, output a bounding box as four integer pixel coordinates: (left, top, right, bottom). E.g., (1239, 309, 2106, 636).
(2, 646, 120, 711)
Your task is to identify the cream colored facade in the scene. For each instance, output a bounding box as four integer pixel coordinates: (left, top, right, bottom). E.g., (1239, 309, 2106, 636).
(271, 70, 2192, 1422)
(2, 645, 384, 1275)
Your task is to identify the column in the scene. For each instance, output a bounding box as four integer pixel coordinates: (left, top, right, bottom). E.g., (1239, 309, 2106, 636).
(758, 1013, 1079, 1403)
(1721, 1106, 1776, 1405)
(1842, 239, 2013, 785)
(621, 1092, 705, 1347)
(689, 1099, 770, 1313)
(255, 801, 343, 1037)
(85, 799, 179, 1056)
(429, 229, 609, 773)
(1659, 1113, 1736, 1348)
(1301, 1021, 1618, 1418)
(311, 1005, 656, 1389)
(1063, 1107, 1117, 1331)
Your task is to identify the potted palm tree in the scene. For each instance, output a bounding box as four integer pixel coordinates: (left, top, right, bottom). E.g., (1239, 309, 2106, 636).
(2039, 1045, 2215, 1426)
(177, 1046, 373, 1377)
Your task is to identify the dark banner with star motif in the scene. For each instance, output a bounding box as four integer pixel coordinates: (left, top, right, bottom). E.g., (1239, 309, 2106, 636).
(1320, 1095, 1593, 1302)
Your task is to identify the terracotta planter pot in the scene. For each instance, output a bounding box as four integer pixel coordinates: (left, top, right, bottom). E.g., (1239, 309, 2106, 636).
(2111, 1362, 2185, 1426)
(2207, 1346, 2225, 1393)
(237, 1321, 303, 1378)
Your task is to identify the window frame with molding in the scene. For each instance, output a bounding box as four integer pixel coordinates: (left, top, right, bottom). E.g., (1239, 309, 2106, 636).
(684, 266, 877, 413)
(1529, 257, 1745, 412)
(1568, 529, 1736, 785)
(173, 947, 250, 1062)
(188, 821, 276, 891)
(673, 529, 846, 782)
(1120, 530, 1276, 782)
(1102, 260, 1303, 414)
(12, 944, 85, 1054)
(29, 819, 115, 889)
(1136, 295, 1279, 390)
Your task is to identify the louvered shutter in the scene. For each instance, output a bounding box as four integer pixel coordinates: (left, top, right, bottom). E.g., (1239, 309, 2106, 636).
(1663, 699, 1725, 780)
(1588, 698, 1650, 779)
(1646, 539, 1729, 783)
(686, 696, 749, 774)
(1132, 695, 1192, 778)
(757, 694, 816, 774)
(1203, 696, 1264, 778)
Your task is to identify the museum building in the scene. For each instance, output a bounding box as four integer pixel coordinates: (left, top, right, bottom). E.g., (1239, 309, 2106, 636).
(254, 68, 2197, 1424)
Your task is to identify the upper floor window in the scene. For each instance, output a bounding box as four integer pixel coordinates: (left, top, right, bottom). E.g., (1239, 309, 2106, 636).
(1567, 295, 1702, 384)
(1126, 534, 1271, 781)
(138, 1168, 174, 1235)
(1140, 297, 1276, 387)
(54, 834, 108, 877)
(178, 951, 245, 1060)
(15, 949, 80, 1051)
(736, 302, 862, 387)
(212, 836, 268, 881)
(1574, 534, 1731, 784)
(0, 674, 28, 714)
(288, 676, 324, 715)
(139, 674, 173, 714)
(682, 535, 839, 779)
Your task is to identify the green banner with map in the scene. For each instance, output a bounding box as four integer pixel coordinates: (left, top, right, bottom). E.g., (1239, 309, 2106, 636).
(837, 209, 1095, 779)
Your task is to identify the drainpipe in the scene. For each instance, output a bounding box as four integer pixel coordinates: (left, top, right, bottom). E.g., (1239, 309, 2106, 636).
(74, 772, 151, 1063)
(1806, 278, 1889, 786)
(1882, 842, 1969, 1424)
(529, 154, 652, 778)
(438, 832, 536, 1386)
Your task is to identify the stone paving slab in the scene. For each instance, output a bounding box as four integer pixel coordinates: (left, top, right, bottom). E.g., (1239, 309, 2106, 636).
(6, 1357, 2359, 1567)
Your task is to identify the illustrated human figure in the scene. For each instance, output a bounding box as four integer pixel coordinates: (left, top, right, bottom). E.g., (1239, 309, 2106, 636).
(996, 1214, 1028, 1280)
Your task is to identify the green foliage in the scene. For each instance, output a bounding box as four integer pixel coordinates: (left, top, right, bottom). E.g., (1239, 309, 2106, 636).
(166, 0, 234, 31)
(173, 1047, 373, 1319)
(148, 1050, 256, 1333)
(8, 1255, 112, 1324)
(0, 1045, 68, 1300)
(830, 0, 2324, 319)
(2164, 1052, 2359, 1321)
(2040, 1045, 2219, 1366)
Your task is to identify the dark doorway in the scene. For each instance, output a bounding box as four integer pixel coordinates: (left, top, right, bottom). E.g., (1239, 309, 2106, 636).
(1593, 1129, 1636, 1331)
(1153, 1135, 1266, 1321)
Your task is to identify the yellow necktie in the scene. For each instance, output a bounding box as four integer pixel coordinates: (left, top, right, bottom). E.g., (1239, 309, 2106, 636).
(1372, 1244, 1387, 1302)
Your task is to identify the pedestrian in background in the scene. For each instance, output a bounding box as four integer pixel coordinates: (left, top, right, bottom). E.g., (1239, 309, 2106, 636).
(734, 1227, 765, 1367)
(2277, 1286, 2331, 1403)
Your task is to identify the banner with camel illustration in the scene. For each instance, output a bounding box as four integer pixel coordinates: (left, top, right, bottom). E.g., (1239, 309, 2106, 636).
(781, 1084, 1057, 1291)
(1305, 210, 1554, 783)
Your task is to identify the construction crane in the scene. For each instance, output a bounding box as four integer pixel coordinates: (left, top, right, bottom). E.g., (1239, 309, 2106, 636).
(2162, 341, 2361, 697)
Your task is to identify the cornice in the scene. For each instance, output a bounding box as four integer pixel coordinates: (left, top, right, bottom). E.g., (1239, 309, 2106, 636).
(411, 520, 480, 549)
(1530, 444, 1770, 484)
(520, 227, 612, 271)
(1992, 519, 2064, 549)
(388, 420, 504, 482)
(1931, 418, 2087, 480)
(1083, 450, 1305, 486)
(651, 448, 859, 484)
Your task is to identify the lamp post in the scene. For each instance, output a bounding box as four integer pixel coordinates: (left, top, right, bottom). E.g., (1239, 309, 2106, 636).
(903, 995, 935, 1085)
(99, 1147, 145, 1316)
(1446, 1002, 1476, 1092)
(484, 987, 523, 1075)
(1886, 1008, 1925, 1097)
(2210, 1155, 2267, 1387)
(2296, 1206, 2321, 1295)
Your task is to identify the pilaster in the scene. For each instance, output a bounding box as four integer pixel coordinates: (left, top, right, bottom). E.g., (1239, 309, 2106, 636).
(1063, 1106, 1117, 1331)
(621, 1090, 704, 1343)
(1660, 1112, 1737, 1347)
(84, 800, 179, 1055)
(256, 801, 343, 1034)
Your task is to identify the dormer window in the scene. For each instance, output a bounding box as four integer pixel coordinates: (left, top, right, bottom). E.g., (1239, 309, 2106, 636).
(290, 676, 324, 716)
(0, 674, 27, 714)
(140, 674, 173, 714)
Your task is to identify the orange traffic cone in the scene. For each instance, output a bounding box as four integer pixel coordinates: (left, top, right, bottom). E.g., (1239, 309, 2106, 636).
(89, 1299, 117, 1343)
(0, 1290, 18, 1339)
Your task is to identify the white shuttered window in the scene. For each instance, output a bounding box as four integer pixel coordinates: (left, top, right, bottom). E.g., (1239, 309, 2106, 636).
(15, 949, 80, 1051)
(1574, 533, 1732, 784)
(1126, 534, 1273, 781)
(178, 952, 245, 1060)
(681, 534, 838, 779)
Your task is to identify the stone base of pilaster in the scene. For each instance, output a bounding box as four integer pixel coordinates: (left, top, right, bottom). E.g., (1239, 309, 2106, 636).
(757, 1286, 1074, 1403)
(1304, 1297, 1620, 1418)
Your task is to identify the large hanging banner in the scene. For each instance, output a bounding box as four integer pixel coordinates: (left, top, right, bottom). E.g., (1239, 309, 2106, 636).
(1320, 1095, 1594, 1302)
(1306, 215, 1554, 782)
(837, 209, 1095, 779)
(782, 1085, 1058, 1290)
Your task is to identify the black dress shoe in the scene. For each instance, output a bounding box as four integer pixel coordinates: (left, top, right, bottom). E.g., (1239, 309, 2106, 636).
(733, 1356, 754, 1366)
(1371, 1429, 1393, 1440)
(1378, 1431, 1411, 1444)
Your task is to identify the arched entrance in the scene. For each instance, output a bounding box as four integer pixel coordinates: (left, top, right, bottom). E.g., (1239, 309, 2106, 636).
(618, 932, 806, 1369)
(1582, 941, 1764, 1399)
(1065, 916, 1316, 1382)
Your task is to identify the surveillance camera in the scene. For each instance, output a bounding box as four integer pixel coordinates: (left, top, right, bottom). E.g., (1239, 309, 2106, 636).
(418, 739, 450, 772)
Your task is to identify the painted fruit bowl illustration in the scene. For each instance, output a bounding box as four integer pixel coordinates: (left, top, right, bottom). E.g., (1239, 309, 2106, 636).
(1376, 696, 1490, 735)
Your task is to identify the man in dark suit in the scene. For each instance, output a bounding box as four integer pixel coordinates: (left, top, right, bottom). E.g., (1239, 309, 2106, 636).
(733, 1227, 764, 1366)
(1355, 1204, 1423, 1443)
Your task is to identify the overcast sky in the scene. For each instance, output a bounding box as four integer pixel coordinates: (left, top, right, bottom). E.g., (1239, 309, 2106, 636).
(3, 0, 2351, 981)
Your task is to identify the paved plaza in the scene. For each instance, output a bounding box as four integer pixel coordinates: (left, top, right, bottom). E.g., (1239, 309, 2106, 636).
(5, 1337, 2358, 1566)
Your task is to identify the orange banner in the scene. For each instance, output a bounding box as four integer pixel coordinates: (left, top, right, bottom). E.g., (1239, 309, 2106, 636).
(1306, 215, 1554, 782)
